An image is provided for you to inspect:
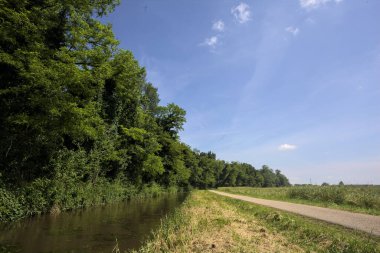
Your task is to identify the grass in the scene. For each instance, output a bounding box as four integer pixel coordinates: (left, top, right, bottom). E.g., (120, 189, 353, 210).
(218, 186, 380, 215)
(132, 190, 380, 253)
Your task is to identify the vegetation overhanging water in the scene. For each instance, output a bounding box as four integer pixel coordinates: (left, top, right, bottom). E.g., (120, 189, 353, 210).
(0, 193, 187, 253)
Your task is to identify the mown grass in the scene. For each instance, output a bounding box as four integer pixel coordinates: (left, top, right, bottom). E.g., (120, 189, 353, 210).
(218, 186, 380, 215)
(132, 190, 380, 253)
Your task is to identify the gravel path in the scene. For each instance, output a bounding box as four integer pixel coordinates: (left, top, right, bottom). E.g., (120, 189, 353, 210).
(209, 190, 380, 236)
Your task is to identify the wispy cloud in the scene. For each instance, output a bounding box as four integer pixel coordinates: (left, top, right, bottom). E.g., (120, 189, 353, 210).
(231, 3, 251, 24)
(300, 0, 344, 10)
(201, 36, 218, 48)
(305, 17, 316, 24)
(212, 20, 225, 32)
(278, 144, 297, 151)
(285, 26, 299, 36)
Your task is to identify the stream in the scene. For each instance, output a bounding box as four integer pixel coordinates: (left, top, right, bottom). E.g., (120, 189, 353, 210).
(0, 193, 187, 253)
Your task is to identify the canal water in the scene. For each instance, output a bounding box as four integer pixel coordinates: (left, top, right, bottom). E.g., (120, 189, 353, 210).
(0, 193, 187, 253)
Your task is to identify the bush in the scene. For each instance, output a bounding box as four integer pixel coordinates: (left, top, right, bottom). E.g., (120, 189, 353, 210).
(0, 188, 25, 222)
(21, 178, 53, 215)
(140, 182, 165, 197)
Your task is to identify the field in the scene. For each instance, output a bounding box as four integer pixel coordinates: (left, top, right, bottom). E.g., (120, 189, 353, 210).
(132, 191, 380, 253)
(218, 185, 380, 215)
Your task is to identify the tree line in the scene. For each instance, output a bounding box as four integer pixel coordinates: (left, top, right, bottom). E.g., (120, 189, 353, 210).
(0, 0, 289, 220)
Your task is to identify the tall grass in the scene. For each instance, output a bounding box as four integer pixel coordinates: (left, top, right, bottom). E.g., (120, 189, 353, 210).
(219, 185, 380, 215)
(288, 185, 380, 209)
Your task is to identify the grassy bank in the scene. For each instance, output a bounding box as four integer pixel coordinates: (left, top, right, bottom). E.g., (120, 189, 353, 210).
(0, 180, 180, 223)
(218, 186, 380, 215)
(133, 190, 380, 253)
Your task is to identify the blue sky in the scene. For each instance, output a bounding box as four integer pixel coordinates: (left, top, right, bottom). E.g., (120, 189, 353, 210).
(103, 0, 380, 184)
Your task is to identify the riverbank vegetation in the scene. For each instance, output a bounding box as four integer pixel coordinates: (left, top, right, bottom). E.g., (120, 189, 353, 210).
(219, 185, 380, 215)
(134, 191, 380, 253)
(0, 1, 290, 222)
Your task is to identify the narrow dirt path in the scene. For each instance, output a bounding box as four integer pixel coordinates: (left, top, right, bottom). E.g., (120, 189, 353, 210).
(209, 190, 380, 236)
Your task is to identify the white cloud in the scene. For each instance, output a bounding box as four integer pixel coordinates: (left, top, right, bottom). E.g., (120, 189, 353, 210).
(231, 3, 251, 24)
(278, 144, 297, 151)
(285, 26, 299, 36)
(201, 36, 218, 48)
(212, 20, 225, 32)
(300, 0, 343, 10)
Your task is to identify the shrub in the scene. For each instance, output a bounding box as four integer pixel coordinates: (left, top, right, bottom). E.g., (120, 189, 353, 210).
(0, 188, 25, 222)
(21, 178, 52, 215)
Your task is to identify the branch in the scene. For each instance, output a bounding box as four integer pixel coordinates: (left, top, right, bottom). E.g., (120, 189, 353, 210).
(5, 139, 13, 158)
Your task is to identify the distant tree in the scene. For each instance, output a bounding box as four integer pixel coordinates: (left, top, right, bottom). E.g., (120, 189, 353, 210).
(157, 136, 190, 187)
(255, 173, 264, 187)
(198, 152, 217, 188)
(183, 146, 202, 188)
(275, 170, 290, 187)
(260, 165, 276, 187)
(338, 181, 344, 186)
(321, 182, 329, 186)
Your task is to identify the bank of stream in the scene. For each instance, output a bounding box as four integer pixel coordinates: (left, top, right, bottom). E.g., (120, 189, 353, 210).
(0, 193, 187, 253)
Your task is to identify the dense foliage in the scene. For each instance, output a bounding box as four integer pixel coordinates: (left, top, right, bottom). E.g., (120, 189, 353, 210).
(0, 0, 289, 222)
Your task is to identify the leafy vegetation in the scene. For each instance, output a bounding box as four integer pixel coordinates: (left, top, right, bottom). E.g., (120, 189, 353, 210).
(219, 185, 380, 215)
(133, 191, 380, 253)
(0, 181, 179, 222)
(0, 1, 290, 222)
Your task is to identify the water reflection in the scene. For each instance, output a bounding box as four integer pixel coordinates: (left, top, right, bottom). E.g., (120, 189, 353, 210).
(0, 193, 187, 253)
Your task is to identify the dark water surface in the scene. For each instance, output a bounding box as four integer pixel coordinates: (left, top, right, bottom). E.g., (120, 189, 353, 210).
(0, 193, 187, 253)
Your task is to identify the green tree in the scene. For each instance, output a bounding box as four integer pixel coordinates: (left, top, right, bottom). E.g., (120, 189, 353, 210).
(156, 103, 186, 139)
(260, 165, 276, 187)
(158, 136, 190, 187)
(0, 0, 120, 183)
(275, 169, 290, 187)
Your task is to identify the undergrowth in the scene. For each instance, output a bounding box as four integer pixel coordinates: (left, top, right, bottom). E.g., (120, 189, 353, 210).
(0, 180, 179, 223)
